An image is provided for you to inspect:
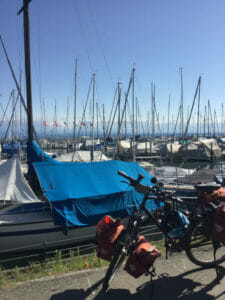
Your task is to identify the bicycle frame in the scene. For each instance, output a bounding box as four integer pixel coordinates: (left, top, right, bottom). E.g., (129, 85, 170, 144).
(137, 192, 191, 255)
(120, 169, 223, 259)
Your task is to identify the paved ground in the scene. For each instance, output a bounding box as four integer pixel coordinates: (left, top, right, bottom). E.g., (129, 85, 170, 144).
(1, 252, 225, 300)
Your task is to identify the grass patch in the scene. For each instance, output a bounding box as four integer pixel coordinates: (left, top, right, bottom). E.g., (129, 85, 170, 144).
(0, 239, 166, 291)
(0, 248, 109, 291)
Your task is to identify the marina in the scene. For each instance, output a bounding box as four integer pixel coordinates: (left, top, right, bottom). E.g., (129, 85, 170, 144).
(0, 0, 225, 273)
(0, 134, 224, 254)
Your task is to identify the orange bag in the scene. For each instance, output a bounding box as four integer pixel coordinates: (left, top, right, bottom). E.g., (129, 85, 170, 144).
(124, 235, 161, 278)
(201, 187, 225, 204)
(213, 204, 225, 245)
(211, 188, 225, 202)
(96, 215, 124, 261)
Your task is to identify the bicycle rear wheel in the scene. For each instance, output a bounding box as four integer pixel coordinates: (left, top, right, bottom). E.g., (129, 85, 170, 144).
(185, 220, 225, 267)
(102, 244, 126, 292)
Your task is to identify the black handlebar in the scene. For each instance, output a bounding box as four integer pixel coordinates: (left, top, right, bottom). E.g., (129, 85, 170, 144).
(117, 170, 135, 182)
(117, 170, 156, 196)
(117, 170, 183, 205)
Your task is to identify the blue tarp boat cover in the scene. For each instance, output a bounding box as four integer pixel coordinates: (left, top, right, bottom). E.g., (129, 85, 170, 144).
(30, 141, 162, 227)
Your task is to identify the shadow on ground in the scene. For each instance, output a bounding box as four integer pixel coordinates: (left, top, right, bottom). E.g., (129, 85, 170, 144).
(50, 266, 225, 300)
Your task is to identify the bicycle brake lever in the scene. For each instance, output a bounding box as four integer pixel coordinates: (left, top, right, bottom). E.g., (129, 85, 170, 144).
(120, 180, 130, 185)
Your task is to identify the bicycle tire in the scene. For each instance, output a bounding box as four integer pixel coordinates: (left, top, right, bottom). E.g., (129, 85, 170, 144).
(185, 219, 225, 267)
(102, 244, 126, 292)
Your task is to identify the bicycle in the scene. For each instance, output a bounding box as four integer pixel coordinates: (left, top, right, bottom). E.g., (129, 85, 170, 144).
(101, 171, 225, 291)
(185, 182, 225, 268)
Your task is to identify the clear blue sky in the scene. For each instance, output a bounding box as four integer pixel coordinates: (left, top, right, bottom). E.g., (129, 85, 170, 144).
(0, 0, 225, 133)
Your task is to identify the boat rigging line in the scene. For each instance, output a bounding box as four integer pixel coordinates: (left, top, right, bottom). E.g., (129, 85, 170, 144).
(0, 34, 38, 140)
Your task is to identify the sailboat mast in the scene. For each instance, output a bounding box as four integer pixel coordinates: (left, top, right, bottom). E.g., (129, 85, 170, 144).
(197, 78, 201, 139)
(66, 96, 69, 142)
(43, 98, 46, 138)
(151, 82, 155, 141)
(117, 82, 121, 159)
(208, 99, 211, 137)
(19, 70, 22, 140)
(136, 97, 138, 136)
(180, 68, 184, 142)
(12, 90, 15, 139)
(167, 94, 170, 139)
(204, 105, 206, 137)
(73, 58, 77, 149)
(221, 103, 223, 137)
(102, 104, 106, 151)
(132, 67, 136, 162)
(53, 99, 57, 141)
(96, 102, 99, 139)
(19, 0, 33, 141)
(91, 73, 95, 161)
(124, 92, 127, 139)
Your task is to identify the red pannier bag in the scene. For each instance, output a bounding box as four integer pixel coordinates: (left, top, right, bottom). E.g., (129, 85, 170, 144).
(96, 215, 124, 261)
(213, 204, 225, 245)
(124, 235, 161, 278)
(211, 188, 225, 202)
(201, 187, 225, 204)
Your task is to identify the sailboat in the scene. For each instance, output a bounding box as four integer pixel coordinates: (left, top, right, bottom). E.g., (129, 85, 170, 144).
(0, 1, 161, 254)
(0, 140, 161, 254)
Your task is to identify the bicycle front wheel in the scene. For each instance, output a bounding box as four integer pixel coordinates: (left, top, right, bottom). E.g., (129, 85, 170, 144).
(102, 244, 126, 291)
(185, 220, 225, 267)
